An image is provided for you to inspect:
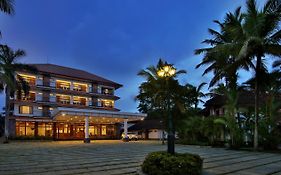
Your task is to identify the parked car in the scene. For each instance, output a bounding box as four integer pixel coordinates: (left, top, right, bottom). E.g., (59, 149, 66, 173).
(121, 132, 138, 141)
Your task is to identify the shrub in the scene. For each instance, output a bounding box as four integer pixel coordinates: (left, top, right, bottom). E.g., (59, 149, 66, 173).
(141, 151, 203, 175)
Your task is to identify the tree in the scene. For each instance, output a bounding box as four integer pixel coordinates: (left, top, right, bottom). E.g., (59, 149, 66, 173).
(230, 0, 281, 150)
(243, 70, 281, 149)
(196, 0, 281, 150)
(137, 59, 186, 154)
(0, 45, 37, 143)
(193, 82, 207, 109)
(195, 7, 252, 90)
(0, 0, 14, 38)
(0, 0, 14, 15)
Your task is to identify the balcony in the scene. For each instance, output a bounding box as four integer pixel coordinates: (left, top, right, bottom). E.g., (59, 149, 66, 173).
(73, 83, 87, 92)
(100, 99, 114, 108)
(73, 96, 86, 106)
(18, 74, 36, 86)
(56, 80, 71, 90)
(101, 88, 114, 96)
(56, 95, 71, 105)
(18, 92, 36, 102)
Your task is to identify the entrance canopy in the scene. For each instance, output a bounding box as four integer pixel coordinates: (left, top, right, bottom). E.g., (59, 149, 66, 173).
(53, 107, 146, 123)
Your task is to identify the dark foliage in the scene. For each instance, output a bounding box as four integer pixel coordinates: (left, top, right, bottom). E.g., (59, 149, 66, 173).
(142, 151, 203, 175)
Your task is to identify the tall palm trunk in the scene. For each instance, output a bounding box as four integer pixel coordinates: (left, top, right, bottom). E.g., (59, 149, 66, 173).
(4, 86, 10, 142)
(254, 55, 261, 150)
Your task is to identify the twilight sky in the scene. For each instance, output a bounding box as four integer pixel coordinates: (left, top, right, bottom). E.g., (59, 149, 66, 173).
(0, 0, 267, 112)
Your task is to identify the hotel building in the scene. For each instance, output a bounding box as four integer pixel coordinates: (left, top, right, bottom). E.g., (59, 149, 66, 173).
(8, 64, 145, 142)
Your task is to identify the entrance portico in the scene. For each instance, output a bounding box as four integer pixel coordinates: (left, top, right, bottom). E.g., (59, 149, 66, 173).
(53, 107, 146, 142)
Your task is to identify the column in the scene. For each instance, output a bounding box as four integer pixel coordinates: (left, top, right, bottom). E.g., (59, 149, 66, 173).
(70, 96, 73, 105)
(123, 119, 129, 142)
(52, 122, 57, 140)
(70, 82, 74, 90)
(84, 116, 90, 143)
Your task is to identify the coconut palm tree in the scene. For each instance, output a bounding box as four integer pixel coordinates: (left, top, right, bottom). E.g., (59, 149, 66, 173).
(197, 0, 281, 150)
(194, 82, 207, 109)
(0, 44, 37, 143)
(0, 0, 14, 14)
(195, 7, 253, 90)
(137, 59, 186, 154)
(228, 0, 281, 150)
(0, 0, 14, 38)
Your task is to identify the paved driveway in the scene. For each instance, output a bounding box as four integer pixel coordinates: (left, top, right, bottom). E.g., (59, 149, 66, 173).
(0, 140, 281, 175)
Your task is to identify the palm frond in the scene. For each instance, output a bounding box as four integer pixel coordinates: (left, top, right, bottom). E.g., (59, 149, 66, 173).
(0, 0, 14, 15)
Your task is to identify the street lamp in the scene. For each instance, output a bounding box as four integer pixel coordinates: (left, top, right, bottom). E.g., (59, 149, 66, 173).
(157, 64, 176, 154)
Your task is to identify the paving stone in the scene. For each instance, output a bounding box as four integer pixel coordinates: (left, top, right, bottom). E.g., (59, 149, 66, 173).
(0, 140, 280, 175)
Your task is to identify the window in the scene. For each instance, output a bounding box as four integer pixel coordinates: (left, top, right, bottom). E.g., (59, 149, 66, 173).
(38, 123, 45, 136)
(73, 96, 86, 105)
(16, 122, 26, 136)
(56, 80, 70, 90)
(56, 94, 70, 104)
(101, 125, 107, 135)
(25, 122, 35, 136)
(19, 106, 33, 114)
(89, 126, 99, 136)
(101, 99, 114, 108)
(18, 74, 36, 86)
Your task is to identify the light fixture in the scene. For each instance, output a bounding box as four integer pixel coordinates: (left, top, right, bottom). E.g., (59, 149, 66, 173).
(157, 65, 176, 77)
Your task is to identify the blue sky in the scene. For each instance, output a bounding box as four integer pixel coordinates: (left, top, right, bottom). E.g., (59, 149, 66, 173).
(0, 0, 267, 112)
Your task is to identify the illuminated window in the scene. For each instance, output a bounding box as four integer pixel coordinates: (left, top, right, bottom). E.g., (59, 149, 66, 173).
(16, 122, 26, 136)
(19, 106, 33, 114)
(25, 122, 35, 136)
(56, 94, 70, 104)
(73, 82, 87, 92)
(73, 96, 86, 105)
(17, 74, 36, 85)
(38, 106, 43, 110)
(38, 123, 45, 136)
(101, 125, 107, 135)
(20, 91, 36, 101)
(89, 126, 99, 136)
(101, 100, 114, 108)
(56, 80, 70, 90)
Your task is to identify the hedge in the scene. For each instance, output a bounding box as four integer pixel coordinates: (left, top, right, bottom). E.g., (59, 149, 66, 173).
(141, 151, 203, 175)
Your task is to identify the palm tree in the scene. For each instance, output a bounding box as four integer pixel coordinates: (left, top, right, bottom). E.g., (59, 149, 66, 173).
(197, 0, 281, 150)
(137, 59, 186, 113)
(229, 0, 281, 150)
(137, 59, 186, 154)
(195, 7, 253, 90)
(194, 82, 207, 109)
(0, 44, 37, 143)
(0, 0, 14, 14)
(0, 0, 14, 38)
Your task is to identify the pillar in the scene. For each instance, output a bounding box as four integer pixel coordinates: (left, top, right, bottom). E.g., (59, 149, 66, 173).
(52, 122, 57, 140)
(123, 119, 129, 142)
(34, 122, 38, 137)
(84, 116, 90, 143)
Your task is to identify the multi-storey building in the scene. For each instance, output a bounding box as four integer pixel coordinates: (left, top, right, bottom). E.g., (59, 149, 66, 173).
(8, 64, 145, 142)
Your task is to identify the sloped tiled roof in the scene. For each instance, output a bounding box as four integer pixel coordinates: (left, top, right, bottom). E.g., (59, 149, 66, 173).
(204, 90, 281, 108)
(28, 64, 122, 89)
(128, 119, 163, 131)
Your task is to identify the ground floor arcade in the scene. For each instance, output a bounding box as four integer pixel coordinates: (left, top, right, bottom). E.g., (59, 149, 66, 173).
(15, 121, 120, 140)
(10, 107, 146, 141)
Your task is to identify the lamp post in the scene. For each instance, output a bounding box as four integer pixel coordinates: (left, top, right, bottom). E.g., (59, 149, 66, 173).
(157, 65, 176, 154)
(160, 120, 165, 145)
